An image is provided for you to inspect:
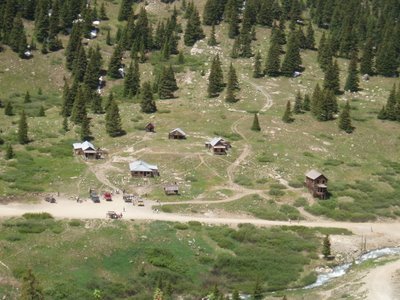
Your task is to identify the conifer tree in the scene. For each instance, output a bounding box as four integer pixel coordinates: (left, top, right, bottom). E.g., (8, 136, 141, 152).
(251, 113, 261, 131)
(208, 24, 218, 46)
(384, 84, 397, 121)
(225, 63, 239, 103)
(70, 87, 87, 124)
(108, 44, 123, 79)
(91, 92, 103, 114)
(305, 22, 315, 50)
(62, 117, 69, 132)
(281, 31, 302, 77)
(282, 101, 294, 123)
(4, 102, 13, 116)
(38, 105, 45, 117)
(322, 235, 331, 258)
(208, 55, 224, 97)
(141, 82, 157, 113)
(338, 100, 353, 133)
(184, 6, 205, 46)
(100, 3, 108, 20)
(360, 38, 374, 75)
(177, 52, 185, 64)
(48, 0, 62, 52)
(303, 93, 311, 111)
(124, 60, 141, 98)
(118, 0, 133, 21)
(2, 0, 18, 43)
(317, 33, 332, 71)
(80, 115, 92, 140)
(20, 269, 44, 300)
(18, 110, 29, 144)
(5, 143, 14, 160)
(72, 44, 87, 82)
(296, 27, 307, 49)
(264, 33, 281, 77)
(35, 1, 50, 44)
(84, 46, 103, 90)
(9, 13, 27, 54)
(232, 290, 240, 300)
(106, 29, 112, 46)
(311, 84, 322, 118)
(252, 279, 263, 300)
(319, 88, 337, 121)
(65, 23, 82, 70)
(377, 105, 387, 120)
(253, 50, 263, 78)
(226, 0, 240, 38)
(104, 92, 114, 111)
(159, 65, 178, 99)
(323, 60, 340, 94)
(257, 0, 274, 27)
(105, 99, 124, 137)
(230, 38, 240, 58)
(24, 91, 31, 103)
(293, 91, 303, 114)
(344, 51, 360, 92)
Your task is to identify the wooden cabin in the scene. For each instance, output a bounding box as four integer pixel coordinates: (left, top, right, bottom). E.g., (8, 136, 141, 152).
(305, 170, 328, 199)
(168, 128, 186, 139)
(164, 184, 179, 195)
(129, 160, 159, 177)
(145, 122, 155, 132)
(205, 137, 231, 155)
(73, 141, 102, 159)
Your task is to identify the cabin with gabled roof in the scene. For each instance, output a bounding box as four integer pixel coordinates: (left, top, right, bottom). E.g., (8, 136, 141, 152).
(73, 141, 102, 159)
(168, 128, 186, 139)
(129, 160, 159, 177)
(205, 137, 231, 155)
(145, 122, 155, 132)
(305, 170, 328, 199)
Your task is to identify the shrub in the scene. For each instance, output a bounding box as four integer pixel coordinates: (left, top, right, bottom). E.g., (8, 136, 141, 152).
(294, 197, 308, 207)
(234, 175, 253, 186)
(69, 219, 83, 227)
(269, 189, 285, 197)
(5, 234, 22, 242)
(161, 206, 173, 213)
(174, 223, 189, 230)
(188, 221, 202, 227)
(270, 183, 287, 190)
(23, 212, 53, 220)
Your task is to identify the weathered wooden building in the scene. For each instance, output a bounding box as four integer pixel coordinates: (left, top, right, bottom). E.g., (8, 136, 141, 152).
(73, 141, 102, 159)
(164, 184, 179, 195)
(305, 170, 328, 199)
(205, 137, 231, 155)
(168, 128, 186, 139)
(145, 122, 155, 132)
(129, 160, 159, 177)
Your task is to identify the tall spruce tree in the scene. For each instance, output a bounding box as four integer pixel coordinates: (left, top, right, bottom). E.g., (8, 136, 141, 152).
(225, 63, 239, 103)
(184, 6, 205, 46)
(118, 0, 133, 21)
(264, 32, 281, 76)
(105, 99, 124, 137)
(251, 113, 261, 131)
(5, 143, 14, 160)
(159, 65, 178, 99)
(108, 44, 123, 78)
(91, 92, 104, 114)
(141, 81, 157, 113)
(323, 60, 340, 94)
(65, 23, 82, 70)
(253, 50, 263, 78)
(375, 31, 399, 77)
(18, 110, 29, 144)
(281, 31, 302, 77)
(208, 55, 224, 97)
(9, 13, 27, 54)
(207, 24, 218, 46)
(80, 115, 92, 140)
(226, 0, 240, 38)
(305, 22, 315, 50)
(70, 87, 87, 124)
(293, 91, 303, 114)
(303, 93, 311, 111)
(360, 38, 374, 75)
(338, 100, 354, 133)
(383, 84, 397, 121)
(84, 46, 103, 90)
(72, 44, 87, 82)
(282, 101, 294, 123)
(311, 84, 323, 118)
(124, 59, 140, 98)
(344, 51, 360, 92)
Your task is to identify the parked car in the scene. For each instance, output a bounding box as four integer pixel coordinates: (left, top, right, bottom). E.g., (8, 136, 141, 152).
(44, 196, 56, 203)
(123, 194, 133, 202)
(90, 192, 100, 203)
(104, 192, 112, 201)
(106, 211, 122, 219)
(137, 199, 144, 207)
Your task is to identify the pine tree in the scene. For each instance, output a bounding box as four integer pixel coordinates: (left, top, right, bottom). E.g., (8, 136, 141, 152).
(322, 235, 331, 258)
(118, 0, 133, 21)
(20, 269, 44, 300)
(377, 105, 387, 120)
(311, 84, 322, 118)
(257, 0, 273, 27)
(100, 2, 108, 20)
(65, 23, 82, 70)
(252, 279, 263, 300)
(141, 82, 157, 113)
(253, 51, 263, 78)
(225, 63, 238, 103)
(18, 110, 29, 144)
(303, 93, 311, 111)
(317, 33, 332, 71)
(232, 290, 240, 300)
(264, 33, 281, 77)
(281, 31, 302, 77)
(84, 46, 103, 90)
(9, 13, 27, 54)
(384, 85, 397, 121)
(293, 91, 303, 114)
(226, 0, 240, 38)
(105, 99, 124, 137)
(344, 51, 360, 92)
(48, 0, 62, 52)
(360, 38, 374, 75)
(338, 100, 354, 133)
(251, 113, 261, 131)
(177, 52, 185, 64)
(5, 143, 14, 160)
(106, 29, 112, 46)
(375, 33, 398, 77)
(24, 91, 31, 103)
(323, 60, 340, 94)
(320, 88, 337, 121)
(108, 44, 123, 79)
(72, 44, 87, 82)
(305, 22, 315, 50)
(70, 87, 87, 124)
(104, 92, 114, 111)
(80, 115, 92, 140)
(35, 0, 50, 44)
(230, 38, 240, 58)
(208, 24, 218, 46)
(282, 101, 294, 123)
(5, 102, 14, 116)
(124, 60, 140, 98)
(38, 105, 45, 117)
(159, 65, 178, 99)
(62, 117, 69, 131)
(91, 92, 103, 114)
(208, 55, 224, 97)
(184, 6, 205, 46)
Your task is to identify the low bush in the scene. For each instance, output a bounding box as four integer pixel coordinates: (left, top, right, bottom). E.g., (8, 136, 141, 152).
(294, 197, 308, 207)
(23, 212, 53, 220)
(174, 223, 189, 230)
(268, 188, 285, 197)
(68, 219, 83, 227)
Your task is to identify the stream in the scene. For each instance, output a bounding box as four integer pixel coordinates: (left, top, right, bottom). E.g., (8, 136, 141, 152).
(304, 247, 400, 289)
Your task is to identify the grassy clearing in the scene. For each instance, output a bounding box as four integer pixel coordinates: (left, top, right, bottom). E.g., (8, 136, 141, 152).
(0, 218, 335, 299)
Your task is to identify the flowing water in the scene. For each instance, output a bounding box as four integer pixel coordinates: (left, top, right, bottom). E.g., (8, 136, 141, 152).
(304, 247, 400, 289)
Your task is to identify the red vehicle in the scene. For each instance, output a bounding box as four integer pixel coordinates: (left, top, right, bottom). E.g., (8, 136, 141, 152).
(104, 192, 112, 201)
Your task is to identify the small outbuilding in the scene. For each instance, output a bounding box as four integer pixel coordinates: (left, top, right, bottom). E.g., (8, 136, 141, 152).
(129, 160, 159, 177)
(305, 170, 328, 199)
(145, 122, 155, 132)
(168, 128, 186, 139)
(205, 137, 231, 155)
(164, 184, 179, 195)
(73, 141, 102, 159)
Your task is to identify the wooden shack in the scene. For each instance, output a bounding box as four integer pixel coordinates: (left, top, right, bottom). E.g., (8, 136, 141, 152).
(305, 170, 328, 199)
(129, 160, 159, 177)
(164, 184, 179, 195)
(168, 128, 186, 139)
(73, 141, 102, 159)
(145, 122, 155, 132)
(205, 137, 231, 155)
